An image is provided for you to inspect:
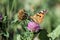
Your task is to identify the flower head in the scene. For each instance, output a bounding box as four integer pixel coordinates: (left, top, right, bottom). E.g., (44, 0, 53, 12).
(27, 21, 40, 32)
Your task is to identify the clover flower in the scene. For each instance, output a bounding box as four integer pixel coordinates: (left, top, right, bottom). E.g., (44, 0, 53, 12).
(27, 21, 40, 32)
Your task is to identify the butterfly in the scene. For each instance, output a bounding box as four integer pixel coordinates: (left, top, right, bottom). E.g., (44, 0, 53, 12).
(18, 9, 28, 21)
(30, 10, 47, 24)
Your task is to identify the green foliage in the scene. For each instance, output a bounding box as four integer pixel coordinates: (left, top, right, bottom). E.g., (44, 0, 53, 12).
(38, 29, 49, 40)
(48, 25, 60, 40)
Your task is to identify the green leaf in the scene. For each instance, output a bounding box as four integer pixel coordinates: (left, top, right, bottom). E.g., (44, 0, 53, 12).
(3, 16, 7, 22)
(11, 14, 18, 23)
(4, 32, 9, 38)
(38, 29, 49, 40)
(48, 25, 60, 40)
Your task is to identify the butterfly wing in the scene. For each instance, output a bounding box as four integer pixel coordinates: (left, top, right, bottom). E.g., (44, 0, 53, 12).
(18, 9, 28, 21)
(30, 10, 47, 24)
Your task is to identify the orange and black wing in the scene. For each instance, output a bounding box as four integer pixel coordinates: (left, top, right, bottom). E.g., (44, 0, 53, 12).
(30, 10, 47, 24)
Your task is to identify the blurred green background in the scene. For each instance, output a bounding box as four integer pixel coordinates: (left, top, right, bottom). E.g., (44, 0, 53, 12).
(0, 0, 60, 40)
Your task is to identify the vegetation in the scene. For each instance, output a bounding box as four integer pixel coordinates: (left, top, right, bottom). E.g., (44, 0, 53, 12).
(0, 0, 60, 40)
